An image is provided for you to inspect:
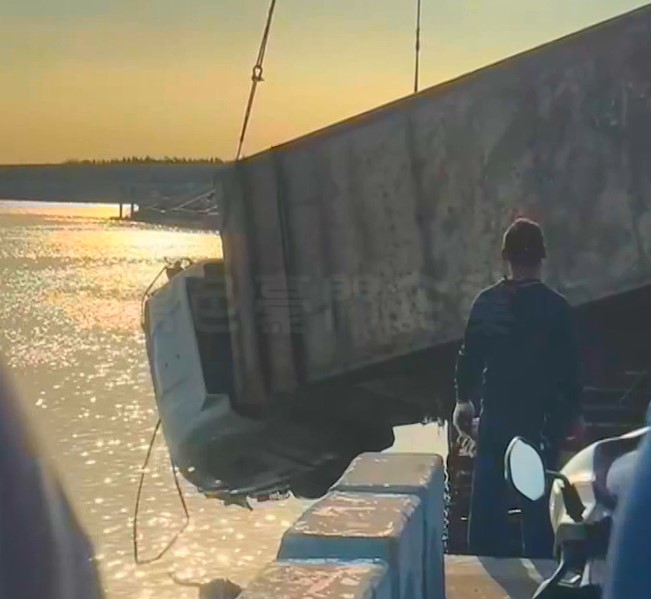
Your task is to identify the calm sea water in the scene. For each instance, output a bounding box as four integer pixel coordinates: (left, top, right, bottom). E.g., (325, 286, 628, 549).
(0, 201, 446, 598)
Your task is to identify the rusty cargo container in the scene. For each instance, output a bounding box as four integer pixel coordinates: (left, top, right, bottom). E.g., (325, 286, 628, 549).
(216, 4, 651, 417)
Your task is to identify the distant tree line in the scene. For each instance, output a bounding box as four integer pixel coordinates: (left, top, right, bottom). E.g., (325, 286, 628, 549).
(63, 156, 224, 165)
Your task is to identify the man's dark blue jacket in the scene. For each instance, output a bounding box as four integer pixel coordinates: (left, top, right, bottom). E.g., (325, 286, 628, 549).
(455, 277, 582, 455)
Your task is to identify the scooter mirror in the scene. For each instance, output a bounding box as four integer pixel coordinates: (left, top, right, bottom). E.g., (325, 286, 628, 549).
(505, 437, 546, 502)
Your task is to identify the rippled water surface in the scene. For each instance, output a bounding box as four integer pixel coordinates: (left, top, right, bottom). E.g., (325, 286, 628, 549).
(0, 201, 446, 598)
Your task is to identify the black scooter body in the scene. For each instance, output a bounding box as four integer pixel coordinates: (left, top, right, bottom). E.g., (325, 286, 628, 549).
(508, 427, 648, 599)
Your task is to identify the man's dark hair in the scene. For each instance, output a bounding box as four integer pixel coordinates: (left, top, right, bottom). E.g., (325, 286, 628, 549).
(502, 218, 547, 267)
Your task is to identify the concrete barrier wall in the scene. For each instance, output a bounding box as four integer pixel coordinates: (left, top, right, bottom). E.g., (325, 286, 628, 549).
(239, 453, 446, 599)
(239, 559, 393, 599)
(333, 453, 446, 599)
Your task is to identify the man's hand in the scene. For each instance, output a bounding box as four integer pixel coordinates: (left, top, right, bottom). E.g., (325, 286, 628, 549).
(453, 401, 476, 438)
(566, 415, 587, 444)
(573, 415, 587, 437)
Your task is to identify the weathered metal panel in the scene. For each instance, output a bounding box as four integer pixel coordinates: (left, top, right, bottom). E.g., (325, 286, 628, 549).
(219, 5, 651, 403)
(217, 157, 299, 405)
(217, 166, 267, 406)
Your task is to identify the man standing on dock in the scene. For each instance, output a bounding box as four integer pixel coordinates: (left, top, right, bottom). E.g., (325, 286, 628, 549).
(453, 217, 583, 558)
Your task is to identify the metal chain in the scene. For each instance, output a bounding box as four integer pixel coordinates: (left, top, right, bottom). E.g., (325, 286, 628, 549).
(235, 0, 278, 161)
(414, 0, 422, 93)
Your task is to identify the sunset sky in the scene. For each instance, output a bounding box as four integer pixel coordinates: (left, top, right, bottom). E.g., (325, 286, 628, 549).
(1, 0, 648, 164)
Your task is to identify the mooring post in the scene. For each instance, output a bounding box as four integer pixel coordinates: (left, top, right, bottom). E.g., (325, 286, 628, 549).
(119, 202, 124, 219)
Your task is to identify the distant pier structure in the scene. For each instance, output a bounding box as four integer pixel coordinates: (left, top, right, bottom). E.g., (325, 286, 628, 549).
(117, 186, 138, 220)
(125, 184, 221, 230)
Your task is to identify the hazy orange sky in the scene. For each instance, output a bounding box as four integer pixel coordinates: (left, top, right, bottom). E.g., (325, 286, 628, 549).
(1, 0, 648, 164)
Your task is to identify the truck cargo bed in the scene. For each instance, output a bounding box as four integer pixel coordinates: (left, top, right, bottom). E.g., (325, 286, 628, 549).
(216, 4, 651, 413)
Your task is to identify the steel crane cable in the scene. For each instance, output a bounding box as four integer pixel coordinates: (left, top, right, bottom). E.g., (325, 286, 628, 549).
(414, 0, 422, 93)
(235, 0, 278, 161)
(235, 0, 425, 155)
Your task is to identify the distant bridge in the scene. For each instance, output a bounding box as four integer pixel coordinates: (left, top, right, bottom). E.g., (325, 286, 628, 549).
(0, 163, 223, 208)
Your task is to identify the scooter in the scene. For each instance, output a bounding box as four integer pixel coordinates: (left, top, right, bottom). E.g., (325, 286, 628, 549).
(505, 426, 648, 598)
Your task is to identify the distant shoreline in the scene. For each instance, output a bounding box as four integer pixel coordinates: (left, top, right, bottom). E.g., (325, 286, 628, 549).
(0, 197, 125, 204)
(0, 158, 224, 168)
